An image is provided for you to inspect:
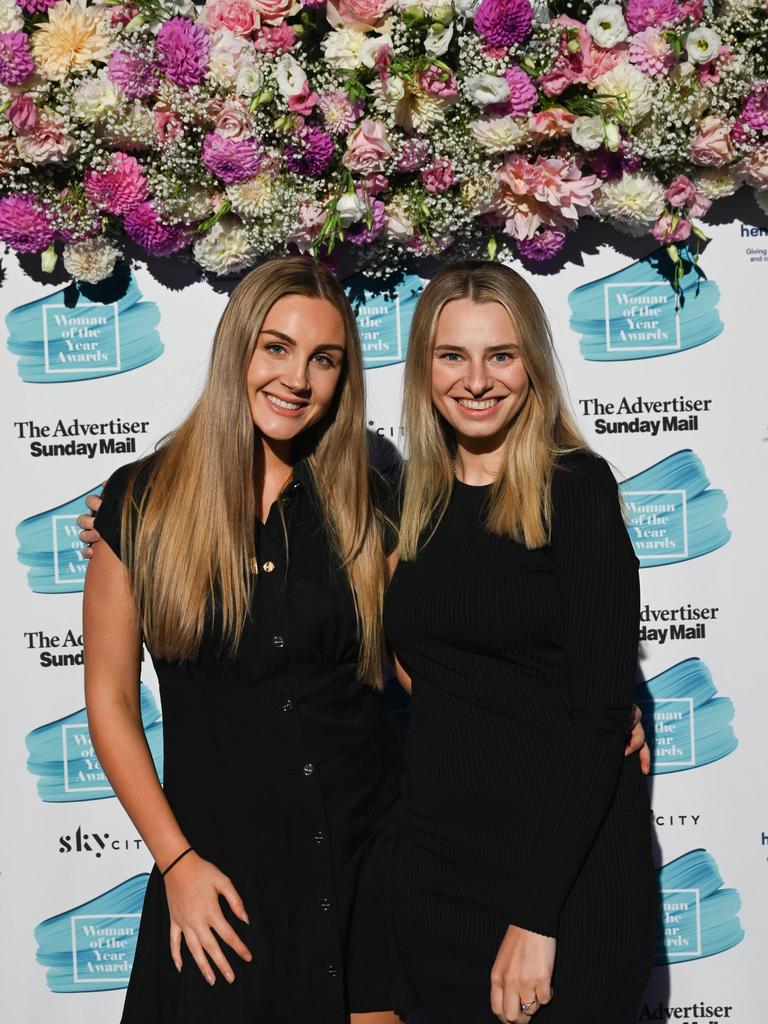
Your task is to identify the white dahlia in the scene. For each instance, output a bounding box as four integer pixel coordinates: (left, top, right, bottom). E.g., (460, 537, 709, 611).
(692, 166, 741, 200)
(32, 0, 114, 82)
(593, 62, 653, 126)
(63, 237, 121, 284)
(193, 217, 258, 276)
(470, 116, 528, 153)
(227, 174, 277, 218)
(597, 172, 666, 236)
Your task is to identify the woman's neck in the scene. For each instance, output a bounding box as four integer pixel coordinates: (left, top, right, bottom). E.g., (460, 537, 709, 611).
(453, 437, 505, 486)
(254, 436, 294, 521)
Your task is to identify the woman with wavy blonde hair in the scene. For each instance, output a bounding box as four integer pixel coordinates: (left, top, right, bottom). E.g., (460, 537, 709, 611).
(384, 260, 657, 1024)
(83, 256, 403, 1024)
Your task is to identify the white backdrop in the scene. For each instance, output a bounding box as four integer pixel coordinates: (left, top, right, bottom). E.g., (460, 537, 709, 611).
(2, 210, 767, 1023)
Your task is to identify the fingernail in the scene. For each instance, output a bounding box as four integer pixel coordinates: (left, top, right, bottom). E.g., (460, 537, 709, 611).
(174, 960, 181, 973)
(241, 911, 250, 924)
(244, 953, 252, 962)
(226, 972, 234, 983)
(207, 974, 215, 986)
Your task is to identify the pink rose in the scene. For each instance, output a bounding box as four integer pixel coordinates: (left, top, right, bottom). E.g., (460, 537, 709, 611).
(421, 156, 455, 193)
(326, 0, 392, 30)
(214, 96, 252, 139)
(528, 107, 576, 140)
(16, 117, 74, 164)
(154, 106, 183, 146)
(691, 115, 735, 167)
(252, 0, 300, 25)
(418, 65, 459, 100)
(651, 213, 692, 243)
(342, 118, 393, 173)
(362, 171, 388, 194)
(199, 0, 261, 35)
(665, 174, 697, 208)
(7, 94, 37, 135)
(288, 80, 319, 115)
(254, 21, 295, 51)
(288, 201, 326, 252)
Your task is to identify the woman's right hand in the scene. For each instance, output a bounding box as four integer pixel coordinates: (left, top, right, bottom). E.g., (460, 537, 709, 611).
(77, 492, 103, 556)
(163, 851, 253, 984)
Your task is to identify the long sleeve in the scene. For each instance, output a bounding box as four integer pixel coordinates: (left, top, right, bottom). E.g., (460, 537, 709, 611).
(508, 454, 640, 939)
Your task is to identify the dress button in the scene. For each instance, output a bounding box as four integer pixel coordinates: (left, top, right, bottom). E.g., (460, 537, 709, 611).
(272, 635, 286, 648)
(262, 561, 275, 573)
(313, 830, 325, 844)
(282, 698, 295, 712)
(303, 763, 315, 777)
(320, 897, 332, 912)
(327, 964, 338, 978)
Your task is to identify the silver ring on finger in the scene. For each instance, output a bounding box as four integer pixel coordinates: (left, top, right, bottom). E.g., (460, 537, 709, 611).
(521, 996, 538, 1013)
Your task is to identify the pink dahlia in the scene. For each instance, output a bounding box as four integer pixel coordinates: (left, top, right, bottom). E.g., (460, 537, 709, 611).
(421, 156, 455, 193)
(318, 90, 359, 135)
(85, 153, 149, 216)
(494, 153, 599, 239)
(156, 17, 210, 89)
(625, 0, 679, 35)
(0, 31, 35, 86)
(123, 201, 189, 256)
(107, 50, 159, 99)
(490, 65, 538, 117)
(0, 194, 54, 252)
(629, 27, 675, 77)
(741, 82, 768, 135)
(474, 0, 534, 48)
(18, 0, 56, 12)
(201, 131, 264, 183)
(285, 127, 334, 177)
(517, 227, 566, 260)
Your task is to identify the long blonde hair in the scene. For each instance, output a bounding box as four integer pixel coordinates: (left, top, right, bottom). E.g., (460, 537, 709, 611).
(120, 257, 387, 686)
(398, 260, 589, 559)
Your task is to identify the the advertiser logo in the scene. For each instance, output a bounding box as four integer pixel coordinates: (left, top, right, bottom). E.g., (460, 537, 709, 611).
(637, 659, 737, 774)
(23, 627, 83, 668)
(639, 603, 720, 646)
(13, 416, 150, 460)
(6, 273, 162, 383)
(578, 394, 712, 438)
(569, 250, 723, 361)
(26, 684, 163, 802)
(346, 272, 427, 369)
(35, 874, 148, 991)
(619, 450, 730, 566)
(59, 827, 145, 857)
(17, 485, 99, 593)
(638, 1003, 734, 1022)
(655, 849, 744, 965)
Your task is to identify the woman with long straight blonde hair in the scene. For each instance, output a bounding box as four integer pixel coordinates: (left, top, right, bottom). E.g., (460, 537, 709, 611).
(384, 261, 657, 1024)
(83, 256, 403, 1024)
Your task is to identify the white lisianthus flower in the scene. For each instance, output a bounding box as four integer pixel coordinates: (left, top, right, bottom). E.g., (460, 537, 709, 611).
(465, 74, 510, 106)
(208, 29, 249, 87)
(593, 62, 653, 126)
(571, 115, 604, 152)
(586, 4, 628, 48)
(453, 0, 479, 13)
(470, 116, 527, 153)
(425, 21, 453, 56)
(336, 191, 368, 227)
(236, 57, 264, 97)
(71, 72, 120, 123)
(692, 166, 741, 200)
(684, 27, 722, 65)
(274, 54, 307, 97)
(63, 237, 121, 285)
(321, 27, 365, 69)
(0, 0, 23, 33)
(194, 217, 258, 276)
(360, 33, 392, 69)
(597, 171, 666, 235)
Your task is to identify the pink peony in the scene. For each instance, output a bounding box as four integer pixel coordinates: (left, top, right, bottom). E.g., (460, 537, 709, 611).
(489, 65, 538, 117)
(651, 212, 692, 243)
(343, 118, 393, 173)
(201, 131, 265, 182)
(254, 21, 295, 52)
(123, 201, 189, 256)
(629, 27, 675, 77)
(85, 153, 149, 215)
(287, 80, 320, 115)
(325, 0, 392, 31)
(665, 174, 697, 208)
(625, 0, 679, 34)
(421, 156, 455, 193)
(7, 94, 37, 135)
(213, 96, 253, 139)
(156, 17, 211, 89)
(15, 116, 74, 164)
(198, 0, 261, 36)
(0, 194, 55, 252)
(528, 107, 576, 140)
(107, 50, 159, 99)
(253, 0, 300, 22)
(494, 153, 599, 239)
(474, 0, 534, 48)
(691, 116, 735, 167)
(0, 31, 35, 86)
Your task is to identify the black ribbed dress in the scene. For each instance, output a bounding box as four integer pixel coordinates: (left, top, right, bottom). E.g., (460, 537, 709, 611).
(383, 452, 657, 1023)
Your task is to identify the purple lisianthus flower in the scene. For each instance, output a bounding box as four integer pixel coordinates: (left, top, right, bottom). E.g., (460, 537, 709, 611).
(0, 194, 55, 253)
(0, 31, 35, 86)
(345, 195, 386, 245)
(123, 201, 189, 256)
(201, 132, 264, 184)
(285, 127, 334, 177)
(473, 0, 534, 48)
(625, 0, 679, 35)
(517, 227, 566, 261)
(394, 137, 430, 173)
(156, 17, 210, 89)
(18, 0, 56, 12)
(107, 50, 160, 100)
(489, 65, 538, 118)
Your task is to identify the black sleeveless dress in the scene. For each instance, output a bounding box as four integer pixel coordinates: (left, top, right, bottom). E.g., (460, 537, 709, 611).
(383, 452, 657, 1023)
(94, 457, 403, 1024)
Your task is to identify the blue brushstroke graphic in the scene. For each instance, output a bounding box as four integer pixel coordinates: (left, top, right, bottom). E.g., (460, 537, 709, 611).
(636, 659, 737, 774)
(655, 849, 744, 964)
(26, 684, 163, 802)
(569, 250, 722, 361)
(6, 274, 162, 382)
(345, 272, 427, 369)
(36, 874, 149, 991)
(619, 450, 730, 566)
(16, 484, 102, 593)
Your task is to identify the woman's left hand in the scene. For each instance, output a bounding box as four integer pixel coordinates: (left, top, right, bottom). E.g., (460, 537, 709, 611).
(626, 704, 651, 775)
(490, 924, 555, 1022)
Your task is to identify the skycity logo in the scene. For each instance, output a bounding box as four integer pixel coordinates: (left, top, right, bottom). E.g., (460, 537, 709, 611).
(36, 874, 149, 991)
(619, 450, 730, 566)
(26, 684, 163, 802)
(346, 272, 427, 369)
(58, 827, 144, 857)
(636, 659, 737, 774)
(17, 485, 101, 593)
(569, 250, 723, 361)
(655, 849, 744, 964)
(6, 273, 162, 382)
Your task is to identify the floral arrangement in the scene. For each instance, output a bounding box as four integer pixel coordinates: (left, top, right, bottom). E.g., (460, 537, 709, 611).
(0, 0, 766, 284)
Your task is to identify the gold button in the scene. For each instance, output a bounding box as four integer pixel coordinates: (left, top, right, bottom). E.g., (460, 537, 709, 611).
(262, 561, 275, 573)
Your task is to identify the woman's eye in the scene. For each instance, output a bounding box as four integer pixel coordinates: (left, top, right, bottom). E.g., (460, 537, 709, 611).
(313, 353, 335, 367)
(440, 352, 462, 362)
(492, 352, 514, 363)
(265, 342, 286, 355)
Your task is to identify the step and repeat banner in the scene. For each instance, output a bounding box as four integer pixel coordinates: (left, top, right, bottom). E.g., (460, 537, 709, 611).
(1, 214, 767, 1023)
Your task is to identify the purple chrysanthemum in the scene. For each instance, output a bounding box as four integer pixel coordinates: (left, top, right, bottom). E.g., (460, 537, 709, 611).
(394, 137, 429, 173)
(0, 194, 55, 253)
(201, 132, 264, 184)
(18, 0, 56, 13)
(107, 50, 159, 100)
(625, 0, 679, 35)
(123, 201, 189, 256)
(517, 227, 566, 261)
(741, 82, 768, 134)
(490, 65, 538, 118)
(156, 17, 210, 89)
(473, 0, 534, 48)
(345, 195, 386, 246)
(285, 127, 334, 177)
(0, 31, 35, 86)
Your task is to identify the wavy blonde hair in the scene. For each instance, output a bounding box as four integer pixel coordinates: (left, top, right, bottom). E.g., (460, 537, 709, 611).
(398, 260, 590, 559)
(120, 257, 387, 686)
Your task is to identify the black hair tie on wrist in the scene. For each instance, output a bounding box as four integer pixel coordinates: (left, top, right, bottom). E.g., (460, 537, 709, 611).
(161, 846, 194, 878)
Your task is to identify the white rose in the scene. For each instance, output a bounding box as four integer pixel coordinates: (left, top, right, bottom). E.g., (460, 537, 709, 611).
(236, 58, 264, 97)
(71, 73, 121, 124)
(274, 54, 307, 97)
(208, 29, 249, 86)
(336, 191, 367, 227)
(321, 27, 365, 69)
(0, 0, 23, 32)
(684, 26, 722, 65)
(424, 21, 453, 56)
(470, 116, 527, 153)
(571, 115, 604, 152)
(586, 4, 628, 48)
(360, 33, 392, 69)
(63, 237, 121, 285)
(465, 74, 510, 107)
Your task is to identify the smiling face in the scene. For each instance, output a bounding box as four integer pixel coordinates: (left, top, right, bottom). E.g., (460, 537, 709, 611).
(431, 297, 530, 453)
(246, 293, 347, 450)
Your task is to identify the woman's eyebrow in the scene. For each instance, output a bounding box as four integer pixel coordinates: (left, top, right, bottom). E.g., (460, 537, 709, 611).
(260, 329, 346, 354)
(259, 329, 296, 345)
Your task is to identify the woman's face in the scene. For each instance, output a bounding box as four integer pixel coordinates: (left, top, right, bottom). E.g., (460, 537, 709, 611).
(430, 297, 530, 449)
(246, 294, 347, 446)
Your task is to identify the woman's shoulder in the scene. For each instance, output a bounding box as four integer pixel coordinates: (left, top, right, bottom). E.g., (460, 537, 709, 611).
(550, 448, 620, 512)
(101, 451, 161, 507)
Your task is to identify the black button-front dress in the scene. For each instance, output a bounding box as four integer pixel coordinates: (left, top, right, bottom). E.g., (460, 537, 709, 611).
(94, 457, 403, 1024)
